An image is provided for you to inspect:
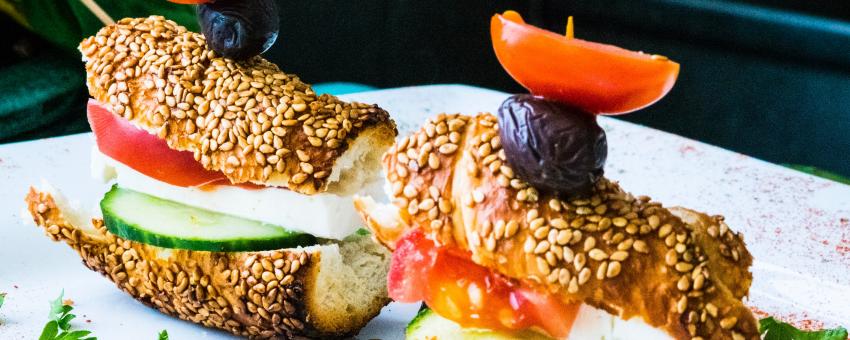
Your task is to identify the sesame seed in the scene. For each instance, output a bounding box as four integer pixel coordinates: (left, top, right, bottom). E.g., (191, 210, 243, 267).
(665, 249, 678, 266)
(613, 217, 628, 227)
(505, 221, 519, 238)
(578, 268, 591, 285)
(568, 277, 579, 293)
(533, 226, 550, 240)
(534, 241, 550, 254)
(648, 215, 661, 228)
(529, 218, 545, 230)
(633, 240, 649, 253)
(665, 234, 677, 247)
(573, 253, 586, 271)
(606, 261, 622, 278)
(693, 274, 705, 290)
(526, 209, 539, 222)
(583, 237, 597, 252)
(677, 275, 690, 291)
(719, 316, 738, 330)
(438, 143, 458, 154)
(588, 248, 608, 261)
(523, 238, 536, 253)
(556, 230, 572, 245)
(677, 296, 688, 314)
(536, 257, 551, 275)
(550, 218, 568, 230)
(596, 261, 608, 280)
(617, 238, 634, 251)
(403, 185, 417, 198)
(609, 251, 629, 261)
(407, 199, 420, 215)
(598, 217, 612, 230)
(705, 303, 718, 317)
(675, 262, 694, 272)
(570, 230, 583, 245)
(658, 224, 673, 238)
(558, 268, 571, 285)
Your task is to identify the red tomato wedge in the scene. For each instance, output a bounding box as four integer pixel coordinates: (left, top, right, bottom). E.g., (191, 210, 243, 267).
(389, 230, 579, 338)
(491, 11, 679, 115)
(87, 100, 227, 187)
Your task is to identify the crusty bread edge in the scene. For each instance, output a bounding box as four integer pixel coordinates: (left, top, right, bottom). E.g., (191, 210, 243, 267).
(79, 16, 398, 195)
(25, 186, 389, 339)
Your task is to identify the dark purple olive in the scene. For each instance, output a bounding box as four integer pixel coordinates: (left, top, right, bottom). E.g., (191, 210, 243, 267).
(497, 94, 607, 198)
(198, 0, 279, 60)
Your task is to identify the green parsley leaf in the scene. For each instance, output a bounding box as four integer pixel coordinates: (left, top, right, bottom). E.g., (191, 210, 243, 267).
(158, 330, 169, 340)
(38, 320, 59, 340)
(760, 317, 848, 340)
(0, 292, 6, 309)
(39, 291, 97, 340)
(47, 290, 66, 323)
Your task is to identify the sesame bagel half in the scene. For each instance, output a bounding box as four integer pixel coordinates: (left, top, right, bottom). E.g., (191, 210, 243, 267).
(26, 185, 391, 339)
(79, 16, 397, 195)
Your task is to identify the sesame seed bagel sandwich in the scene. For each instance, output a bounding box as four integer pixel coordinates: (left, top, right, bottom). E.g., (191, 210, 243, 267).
(353, 11, 759, 340)
(25, 16, 397, 339)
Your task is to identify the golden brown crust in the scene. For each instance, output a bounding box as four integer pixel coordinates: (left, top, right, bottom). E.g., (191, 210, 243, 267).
(26, 188, 380, 339)
(79, 16, 396, 194)
(356, 113, 759, 340)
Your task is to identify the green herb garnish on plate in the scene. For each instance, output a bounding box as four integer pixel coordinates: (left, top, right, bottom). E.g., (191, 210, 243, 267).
(39, 290, 96, 340)
(760, 317, 848, 340)
(158, 329, 169, 340)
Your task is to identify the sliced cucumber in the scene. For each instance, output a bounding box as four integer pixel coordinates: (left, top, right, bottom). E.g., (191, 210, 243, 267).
(100, 185, 316, 251)
(406, 308, 553, 340)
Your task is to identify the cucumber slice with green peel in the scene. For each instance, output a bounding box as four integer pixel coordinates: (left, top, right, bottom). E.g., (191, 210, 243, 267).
(406, 308, 553, 340)
(100, 185, 317, 251)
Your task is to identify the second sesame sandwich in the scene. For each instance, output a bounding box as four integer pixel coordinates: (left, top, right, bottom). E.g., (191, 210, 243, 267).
(354, 11, 759, 340)
(25, 16, 396, 338)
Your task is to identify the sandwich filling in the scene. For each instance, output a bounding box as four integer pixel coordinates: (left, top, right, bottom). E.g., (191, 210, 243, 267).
(92, 148, 384, 240)
(363, 198, 671, 340)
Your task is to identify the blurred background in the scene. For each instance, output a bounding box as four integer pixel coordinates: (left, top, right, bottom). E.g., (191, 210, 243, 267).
(0, 0, 848, 180)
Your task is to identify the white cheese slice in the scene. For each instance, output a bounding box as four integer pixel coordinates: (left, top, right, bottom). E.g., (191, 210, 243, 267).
(569, 304, 672, 339)
(91, 148, 384, 240)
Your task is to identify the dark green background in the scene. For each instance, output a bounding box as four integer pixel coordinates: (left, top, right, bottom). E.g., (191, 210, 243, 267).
(1, 0, 849, 178)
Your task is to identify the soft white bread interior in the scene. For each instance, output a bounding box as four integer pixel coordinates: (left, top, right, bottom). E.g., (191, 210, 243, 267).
(25, 182, 390, 339)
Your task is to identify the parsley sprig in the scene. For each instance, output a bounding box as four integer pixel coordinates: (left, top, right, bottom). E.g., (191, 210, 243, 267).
(38, 291, 95, 340)
(760, 317, 848, 340)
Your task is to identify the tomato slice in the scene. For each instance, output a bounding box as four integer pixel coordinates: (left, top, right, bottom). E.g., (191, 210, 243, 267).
(389, 230, 579, 338)
(87, 100, 227, 187)
(491, 11, 679, 115)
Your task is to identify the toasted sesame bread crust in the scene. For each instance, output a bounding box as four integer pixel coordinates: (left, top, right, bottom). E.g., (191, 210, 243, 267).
(79, 16, 396, 194)
(356, 113, 759, 340)
(25, 188, 383, 339)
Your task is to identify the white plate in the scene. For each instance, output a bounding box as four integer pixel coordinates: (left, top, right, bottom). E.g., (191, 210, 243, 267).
(1, 85, 849, 339)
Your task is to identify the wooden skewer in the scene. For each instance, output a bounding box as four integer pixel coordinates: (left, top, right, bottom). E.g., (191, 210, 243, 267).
(566, 16, 574, 39)
(79, 0, 114, 26)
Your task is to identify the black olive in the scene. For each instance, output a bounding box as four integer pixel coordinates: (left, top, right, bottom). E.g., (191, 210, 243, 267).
(497, 94, 607, 198)
(198, 0, 279, 60)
